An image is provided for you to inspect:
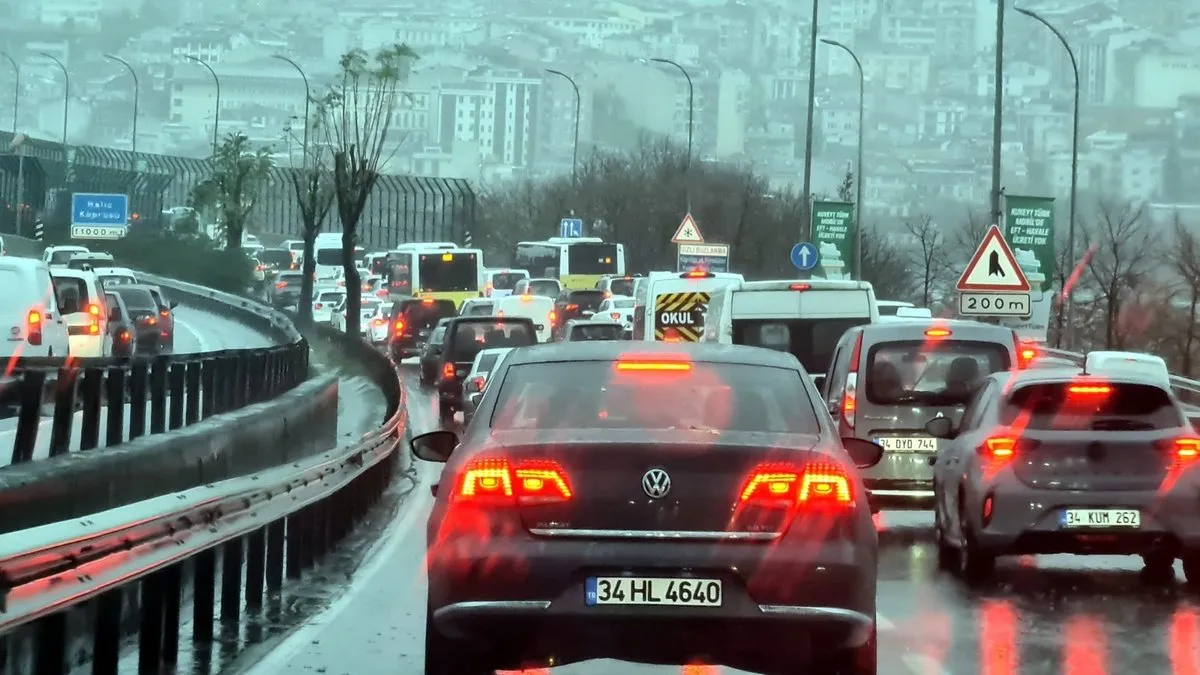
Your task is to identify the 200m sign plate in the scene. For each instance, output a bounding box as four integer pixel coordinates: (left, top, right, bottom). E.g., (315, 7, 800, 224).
(585, 576, 722, 607)
(958, 292, 1031, 316)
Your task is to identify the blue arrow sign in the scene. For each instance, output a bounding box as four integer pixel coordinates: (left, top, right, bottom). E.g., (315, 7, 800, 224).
(790, 242, 819, 271)
(559, 218, 584, 238)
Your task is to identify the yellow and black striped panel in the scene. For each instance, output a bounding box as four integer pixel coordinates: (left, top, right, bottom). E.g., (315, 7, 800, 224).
(653, 292, 711, 341)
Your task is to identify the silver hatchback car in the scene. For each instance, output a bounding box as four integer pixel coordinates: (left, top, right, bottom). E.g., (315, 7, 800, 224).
(927, 366, 1200, 586)
(818, 320, 1027, 507)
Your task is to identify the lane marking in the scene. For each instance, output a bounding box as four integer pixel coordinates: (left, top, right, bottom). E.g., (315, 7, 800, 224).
(243, 466, 433, 675)
(171, 313, 212, 352)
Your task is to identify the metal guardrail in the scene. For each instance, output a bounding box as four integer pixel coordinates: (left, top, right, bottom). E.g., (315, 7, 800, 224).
(0, 328, 406, 675)
(0, 344, 308, 466)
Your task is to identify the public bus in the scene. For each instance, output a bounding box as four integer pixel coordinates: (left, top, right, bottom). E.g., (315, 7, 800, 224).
(513, 237, 626, 291)
(385, 242, 482, 308)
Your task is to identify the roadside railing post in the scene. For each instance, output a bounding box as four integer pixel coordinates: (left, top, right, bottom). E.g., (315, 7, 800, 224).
(12, 369, 47, 464)
(77, 367, 103, 451)
(168, 362, 186, 430)
(48, 365, 79, 457)
(185, 361, 202, 425)
(201, 357, 217, 419)
(149, 356, 169, 433)
(128, 360, 149, 440)
(104, 367, 126, 447)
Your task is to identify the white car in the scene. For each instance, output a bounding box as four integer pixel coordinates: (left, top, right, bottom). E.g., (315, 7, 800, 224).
(312, 289, 346, 324)
(0, 257, 71, 358)
(42, 245, 90, 268)
(461, 347, 513, 425)
(50, 268, 111, 357)
(331, 296, 383, 334)
(367, 302, 394, 344)
(458, 298, 495, 317)
(93, 266, 138, 288)
(596, 295, 635, 334)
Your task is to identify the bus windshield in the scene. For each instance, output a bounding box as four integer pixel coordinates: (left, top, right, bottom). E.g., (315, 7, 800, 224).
(315, 248, 344, 266)
(567, 243, 618, 275)
(419, 252, 478, 292)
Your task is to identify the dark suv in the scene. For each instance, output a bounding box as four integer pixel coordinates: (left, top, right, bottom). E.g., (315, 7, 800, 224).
(552, 289, 606, 339)
(435, 317, 537, 424)
(390, 298, 457, 360)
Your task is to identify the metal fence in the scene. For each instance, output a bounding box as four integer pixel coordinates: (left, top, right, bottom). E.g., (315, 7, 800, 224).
(0, 131, 477, 246)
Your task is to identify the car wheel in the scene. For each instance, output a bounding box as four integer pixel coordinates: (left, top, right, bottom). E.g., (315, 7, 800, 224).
(808, 620, 876, 675)
(957, 497, 995, 585)
(1140, 553, 1175, 585)
(933, 501, 957, 570)
(424, 614, 492, 675)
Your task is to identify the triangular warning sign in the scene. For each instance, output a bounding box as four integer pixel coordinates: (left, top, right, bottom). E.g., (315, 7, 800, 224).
(956, 225, 1031, 292)
(671, 213, 705, 244)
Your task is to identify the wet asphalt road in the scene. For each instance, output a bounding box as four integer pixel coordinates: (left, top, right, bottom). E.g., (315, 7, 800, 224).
(227, 364, 1200, 675)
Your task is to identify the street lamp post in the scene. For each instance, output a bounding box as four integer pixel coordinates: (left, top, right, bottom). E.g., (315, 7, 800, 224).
(545, 69, 581, 181)
(104, 54, 140, 171)
(0, 51, 17, 133)
(800, 0, 821, 241)
(649, 58, 693, 171)
(820, 38, 865, 281)
(38, 53, 69, 144)
(272, 55, 311, 167)
(1016, 6, 1081, 349)
(990, 0, 1007, 223)
(185, 56, 221, 155)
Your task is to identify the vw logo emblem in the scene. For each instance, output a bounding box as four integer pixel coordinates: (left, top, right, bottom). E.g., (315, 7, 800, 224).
(642, 468, 672, 499)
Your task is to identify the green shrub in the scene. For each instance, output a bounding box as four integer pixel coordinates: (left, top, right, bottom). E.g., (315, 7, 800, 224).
(94, 226, 254, 294)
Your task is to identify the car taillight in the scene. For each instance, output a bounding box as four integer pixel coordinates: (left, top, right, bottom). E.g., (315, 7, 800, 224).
(842, 332, 863, 428)
(615, 360, 691, 372)
(470, 375, 486, 392)
(160, 308, 170, 317)
(88, 322, 100, 335)
(565, 303, 578, 311)
(610, 312, 621, 320)
(145, 316, 157, 326)
(27, 309, 42, 346)
(276, 281, 287, 289)
(1174, 438, 1200, 462)
(982, 436, 1016, 460)
(442, 362, 456, 379)
(314, 303, 323, 309)
(393, 319, 405, 336)
(1067, 384, 1111, 396)
(87, 303, 100, 317)
(604, 290, 612, 298)
(375, 289, 387, 298)
(789, 283, 811, 291)
(119, 330, 131, 342)
(256, 264, 265, 271)
(453, 457, 572, 505)
(738, 461, 853, 509)
(548, 310, 556, 324)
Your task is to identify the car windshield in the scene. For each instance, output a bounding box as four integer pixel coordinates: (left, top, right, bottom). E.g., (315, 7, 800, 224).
(491, 361, 816, 432)
(446, 321, 536, 362)
(99, 275, 136, 288)
(53, 277, 92, 310)
(1000, 382, 1184, 431)
(866, 340, 1010, 405)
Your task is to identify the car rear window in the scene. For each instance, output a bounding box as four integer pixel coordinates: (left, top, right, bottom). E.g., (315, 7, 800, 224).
(260, 249, 293, 266)
(607, 278, 635, 296)
(733, 318, 869, 375)
(447, 320, 535, 361)
(50, 250, 82, 265)
(570, 323, 623, 340)
(463, 302, 493, 316)
(317, 291, 344, 302)
(99, 275, 136, 288)
(527, 280, 559, 297)
(115, 288, 156, 310)
(491, 361, 816, 432)
(477, 352, 503, 372)
(277, 274, 303, 286)
(567, 290, 605, 311)
(866, 340, 1010, 405)
(1000, 382, 1185, 431)
(491, 272, 525, 290)
(609, 298, 634, 309)
(54, 277, 91, 309)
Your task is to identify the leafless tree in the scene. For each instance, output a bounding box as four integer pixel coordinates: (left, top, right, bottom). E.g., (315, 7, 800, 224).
(288, 115, 336, 326)
(859, 224, 914, 300)
(1169, 215, 1200, 375)
(904, 215, 946, 306)
(1081, 199, 1154, 349)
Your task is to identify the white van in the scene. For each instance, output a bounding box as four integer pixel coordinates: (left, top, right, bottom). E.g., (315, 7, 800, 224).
(312, 232, 345, 281)
(49, 268, 111, 357)
(512, 277, 562, 298)
(703, 278, 878, 376)
(42, 245, 90, 268)
(632, 270, 744, 342)
(0, 258, 71, 358)
(484, 268, 529, 298)
(495, 294, 555, 342)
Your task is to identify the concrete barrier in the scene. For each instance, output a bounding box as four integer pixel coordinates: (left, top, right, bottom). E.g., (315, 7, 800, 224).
(0, 374, 339, 533)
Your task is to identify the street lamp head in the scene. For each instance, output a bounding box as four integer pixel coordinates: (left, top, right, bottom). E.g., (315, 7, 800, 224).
(1013, 6, 1039, 19)
(819, 38, 840, 47)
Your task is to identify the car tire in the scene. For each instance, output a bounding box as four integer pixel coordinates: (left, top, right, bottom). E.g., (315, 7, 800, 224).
(1181, 554, 1200, 589)
(424, 615, 492, 675)
(1140, 553, 1175, 585)
(957, 498, 994, 585)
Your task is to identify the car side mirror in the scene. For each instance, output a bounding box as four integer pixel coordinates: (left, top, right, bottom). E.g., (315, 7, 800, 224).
(842, 438, 885, 469)
(812, 375, 826, 393)
(925, 416, 956, 439)
(468, 392, 483, 408)
(410, 430, 458, 463)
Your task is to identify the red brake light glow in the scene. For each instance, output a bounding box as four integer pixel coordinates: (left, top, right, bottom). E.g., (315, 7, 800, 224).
(1175, 438, 1200, 461)
(610, 312, 621, 320)
(27, 309, 42, 346)
(738, 462, 853, 508)
(27, 310, 40, 325)
(983, 436, 1016, 459)
(87, 303, 100, 317)
(442, 362, 456, 379)
(454, 457, 572, 504)
(422, 297, 434, 305)
(789, 283, 811, 291)
(925, 328, 952, 338)
(470, 376, 486, 392)
(314, 303, 323, 310)
(548, 310, 556, 324)
(1067, 384, 1111, 396)
(615, 361, 691, 372)
(842, 332, 864, 428)
(393, 318, 406, 336)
